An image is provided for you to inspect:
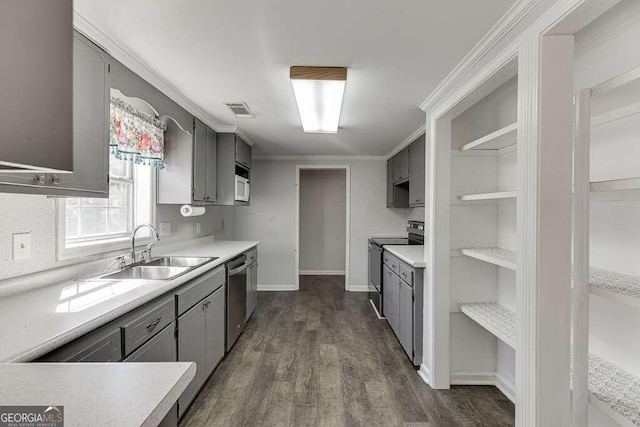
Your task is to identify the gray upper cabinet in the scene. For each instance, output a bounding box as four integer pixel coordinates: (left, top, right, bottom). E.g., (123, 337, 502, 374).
(216, 133, 251, 205)
(158, 118, 217, 205)
(387, 158, 409, 209)
(393, 146, 410, 183)
(0, 31, 110, 197)
(191, 119, 217, 203)
(409, 134, 425, 207)
(0, 0, 73, 172)
(235, 136, 251, 170)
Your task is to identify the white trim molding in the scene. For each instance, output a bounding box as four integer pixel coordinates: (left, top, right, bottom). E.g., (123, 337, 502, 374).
(419, 0, 540, 113)
(346, 285, 369, 293)
(385, 124, 427, 160)
(253, 155, 384, 161)
(299, 270, 346, 276)
(257, 284, 296, 292)
(450, 371, 516, 404)
(417, 364, 430, 386)
(72, 11, 254, 146)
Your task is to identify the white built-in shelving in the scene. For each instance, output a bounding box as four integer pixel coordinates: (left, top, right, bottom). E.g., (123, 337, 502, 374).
(590, 177, 640, 193)
(457, 191, 517, 201)
(589, 268, 640, 309)
(459, 247, 516, 270)
(460, 123, 518, 152)
(459, 302, 516, 348)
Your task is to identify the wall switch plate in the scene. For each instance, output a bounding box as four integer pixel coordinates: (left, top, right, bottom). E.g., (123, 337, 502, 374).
(196, 222, 201, 234)
(165, 223, 171, 236)
(159, 223, 171, 237)
(12, 232, 31, 260)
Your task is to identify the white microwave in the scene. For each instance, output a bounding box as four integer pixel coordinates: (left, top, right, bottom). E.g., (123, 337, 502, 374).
(235, 175, 250, 202)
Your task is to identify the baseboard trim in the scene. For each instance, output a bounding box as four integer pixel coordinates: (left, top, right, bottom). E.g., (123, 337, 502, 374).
(495, 373, 516, 404)
(299, 270, 345, 276)
(347, 285, 370, 292)
(418, 364, 430, 386)
(369, 299, 385, 319)
(450, 371, 496, 385)
(257, 284, 296, 291)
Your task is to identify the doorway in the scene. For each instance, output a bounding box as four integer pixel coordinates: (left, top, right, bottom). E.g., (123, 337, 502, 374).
(294, 165, 350, 291)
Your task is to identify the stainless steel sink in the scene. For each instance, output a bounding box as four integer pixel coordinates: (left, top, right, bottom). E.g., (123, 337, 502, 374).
(100, 265, 191, 281)
(146, 256, 216, 268)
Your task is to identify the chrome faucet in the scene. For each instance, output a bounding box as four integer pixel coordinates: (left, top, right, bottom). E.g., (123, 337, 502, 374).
(131, 224, 160, 264)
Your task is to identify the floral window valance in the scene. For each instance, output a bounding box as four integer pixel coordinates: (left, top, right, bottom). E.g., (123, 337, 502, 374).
(109, 97, 167, 169)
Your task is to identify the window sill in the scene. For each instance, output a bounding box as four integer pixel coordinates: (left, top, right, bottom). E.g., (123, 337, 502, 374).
(58, 235, 154, 261)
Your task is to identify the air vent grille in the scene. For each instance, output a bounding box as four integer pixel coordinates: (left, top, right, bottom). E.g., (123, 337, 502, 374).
(224, 102, 254, 118)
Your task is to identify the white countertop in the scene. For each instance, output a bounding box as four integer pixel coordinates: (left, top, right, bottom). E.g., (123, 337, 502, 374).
(0, 362, 195, 427)
(0, 240, 258, 363)
(384, 245, 427, 268)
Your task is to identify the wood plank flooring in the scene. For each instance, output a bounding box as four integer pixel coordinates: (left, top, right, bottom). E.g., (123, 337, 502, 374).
(180, 275, 515, 427)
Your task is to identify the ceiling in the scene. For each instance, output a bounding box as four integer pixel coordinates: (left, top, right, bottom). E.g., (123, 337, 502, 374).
(74, 0, 515, 156)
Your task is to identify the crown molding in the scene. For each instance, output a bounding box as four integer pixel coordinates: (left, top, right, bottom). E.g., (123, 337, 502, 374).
(253, 155, 385, 161)
(72, 11, 255, 145)
(419, 0, 540, 113)
(385, 124, 426, 160)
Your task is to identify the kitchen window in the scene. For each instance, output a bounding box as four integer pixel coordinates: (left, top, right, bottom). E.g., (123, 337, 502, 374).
(57, 155, 155, 259)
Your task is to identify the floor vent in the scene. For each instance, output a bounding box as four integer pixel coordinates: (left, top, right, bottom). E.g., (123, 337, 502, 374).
(224, 102, 254, 118)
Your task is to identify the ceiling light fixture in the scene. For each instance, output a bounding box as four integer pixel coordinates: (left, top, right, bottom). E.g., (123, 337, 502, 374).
(290, 66, 347, 134)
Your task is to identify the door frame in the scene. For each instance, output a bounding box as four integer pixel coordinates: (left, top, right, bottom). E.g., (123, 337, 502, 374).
(294, 164, 351, 291)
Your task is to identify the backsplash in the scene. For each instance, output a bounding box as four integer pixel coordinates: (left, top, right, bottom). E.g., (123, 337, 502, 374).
(0, 193, 234, 282)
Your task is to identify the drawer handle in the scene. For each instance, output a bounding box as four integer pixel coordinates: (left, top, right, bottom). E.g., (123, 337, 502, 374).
(146, 318, 162, 329)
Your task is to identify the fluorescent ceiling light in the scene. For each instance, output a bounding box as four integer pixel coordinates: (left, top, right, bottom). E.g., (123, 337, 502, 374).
(290, 66, 347, 134)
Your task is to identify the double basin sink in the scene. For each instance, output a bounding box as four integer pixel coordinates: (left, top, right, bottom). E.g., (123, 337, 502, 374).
(99, 257, 218, 281)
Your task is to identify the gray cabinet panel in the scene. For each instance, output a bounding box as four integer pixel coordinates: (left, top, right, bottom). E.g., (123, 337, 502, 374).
(205, 286, 225, 377)
(409, 134, 425, 207)
(386, 157, 409, 208)
(235, 136, 251, 169)
(122, 299, 174, 356)
(0, 0, 73, 171)
(383, 265, 399, 336)
(246, 261, 258, 321)
(39, 328, 122, 363)
(399, 280, 413, 357)
(206, 127, 218, 203)
(393, 146, 410, 183)
(176, 266, 225, 316)
(177, 300, 207, 418)
(386, 159, 394, 208)
(192, 119, 208, 202)
(217, 133, 250, 205)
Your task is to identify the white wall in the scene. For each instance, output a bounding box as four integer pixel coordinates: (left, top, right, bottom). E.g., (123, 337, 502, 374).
(0, 192, 232, 284)
(234, 159, 408, 291)
(299, 169, 346, 272)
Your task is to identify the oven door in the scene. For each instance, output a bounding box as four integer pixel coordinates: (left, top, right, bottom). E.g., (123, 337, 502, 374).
(235, 175, 250, 202)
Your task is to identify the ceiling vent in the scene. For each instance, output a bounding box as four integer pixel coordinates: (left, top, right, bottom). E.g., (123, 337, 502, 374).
(224, 102, 254, 118)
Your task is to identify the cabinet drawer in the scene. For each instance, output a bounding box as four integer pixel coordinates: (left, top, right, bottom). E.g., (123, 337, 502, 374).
(40, 328, 122, 362)
(122, 299, 174, 356)
(176, 266, 225, 316)
(383, 252, 401, 276)
(400, 264, 413, 286)
(246, 248, 257, 264)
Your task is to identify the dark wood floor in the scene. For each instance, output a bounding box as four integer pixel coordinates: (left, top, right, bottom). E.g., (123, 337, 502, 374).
(180, 275, 515, 427)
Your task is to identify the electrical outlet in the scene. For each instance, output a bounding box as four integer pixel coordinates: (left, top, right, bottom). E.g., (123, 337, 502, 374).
(196, 222, 201, 234)
(158, 223, 166, 237)
(165, 223, 171, 236)
(12, 232, 31, 260)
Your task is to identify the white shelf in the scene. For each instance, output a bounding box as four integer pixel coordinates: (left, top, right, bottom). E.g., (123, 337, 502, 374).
(460, 123, 518, 152)
(588, 354, 640, 427)
(459, 247, 516, 270)
(589, 268, 640, 309)
(590, 177, 640, 192)
(459, 302, 516, 349)
(458, 191, 517, 201)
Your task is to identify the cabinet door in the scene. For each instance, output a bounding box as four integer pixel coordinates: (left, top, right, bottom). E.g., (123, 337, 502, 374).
(177, 301, 207, 418)
(393, 147, 410, 183)
(409, 135, 425, 206)
(192, 119, 208, 202)
(252, 262, 258, 312)
(382, 265, 399, 334)
(0, 0, 73, 171)
(53, 32, 110, 194)
(399, 280, 413, 358)
(386, 159, 394, 208)
(235, 136, 251, 169)
(205, 286, 226, 377)
(205, 127, 217, 202)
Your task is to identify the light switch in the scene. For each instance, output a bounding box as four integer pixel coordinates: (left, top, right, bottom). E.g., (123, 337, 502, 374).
(196, 222, 201, 234)
(12, 233, 31, 260)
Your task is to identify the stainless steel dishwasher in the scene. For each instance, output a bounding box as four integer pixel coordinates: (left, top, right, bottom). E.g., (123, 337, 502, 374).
(226, 255, 248, 351)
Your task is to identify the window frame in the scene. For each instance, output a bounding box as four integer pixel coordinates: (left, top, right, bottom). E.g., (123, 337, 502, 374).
(56, 162, 157, 261)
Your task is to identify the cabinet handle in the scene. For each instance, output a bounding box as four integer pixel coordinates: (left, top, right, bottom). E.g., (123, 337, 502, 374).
(50, 175, 60, 185)
(34, 174, 47, 185)
(146, 318, 162, 329)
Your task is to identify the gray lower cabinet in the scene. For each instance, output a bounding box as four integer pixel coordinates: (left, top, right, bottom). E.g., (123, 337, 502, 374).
(38, 328, 122, 363)
(124, 323, 178, 427)
(399, 280, 413, 357)
(409, 134, 425, 207)
(246, 249, 258, 321)
(176, 267, 226, 418)
(383, 264, 400, 336)
(0, 30, 110, 196)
